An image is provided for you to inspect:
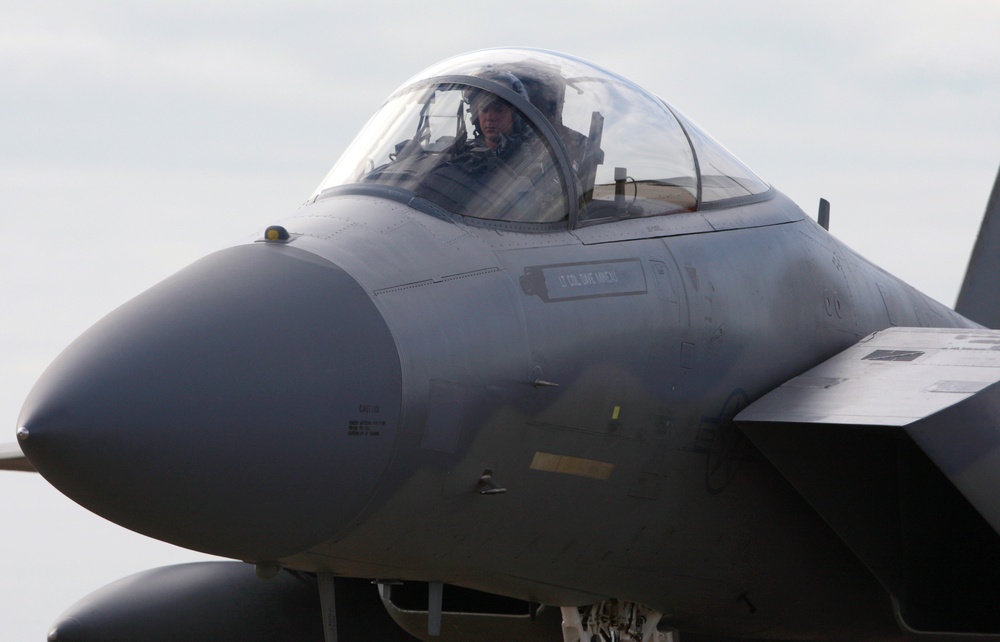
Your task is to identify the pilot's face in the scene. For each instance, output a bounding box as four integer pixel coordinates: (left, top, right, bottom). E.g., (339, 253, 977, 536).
(477, 99, 514, 149)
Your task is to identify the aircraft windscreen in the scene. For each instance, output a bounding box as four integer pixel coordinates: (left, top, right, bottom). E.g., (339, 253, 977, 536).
(318, 81, 567, 223)
(313, 49, 770, 225)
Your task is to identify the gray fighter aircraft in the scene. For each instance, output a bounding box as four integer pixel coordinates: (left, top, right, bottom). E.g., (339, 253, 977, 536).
(5, 47, 1000, 641)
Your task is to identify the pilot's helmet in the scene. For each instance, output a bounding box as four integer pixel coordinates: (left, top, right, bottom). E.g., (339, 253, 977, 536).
(504, 62, 566, 127)
(465, 69, 532, 138)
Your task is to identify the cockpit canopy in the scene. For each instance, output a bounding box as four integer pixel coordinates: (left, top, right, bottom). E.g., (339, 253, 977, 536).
(313, 48, 769, 226)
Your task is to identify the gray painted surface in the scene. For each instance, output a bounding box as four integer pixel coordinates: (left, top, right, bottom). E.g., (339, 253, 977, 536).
(957, 165, 1000, 327)
(13, 48, 1000, 641)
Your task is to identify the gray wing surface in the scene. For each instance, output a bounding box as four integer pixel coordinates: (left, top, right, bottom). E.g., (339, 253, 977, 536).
(738, 327, 1000, 533)
(736, 327, 1000, 628)
(737, 327, 1000, 427)
(0, 442, 34, 472)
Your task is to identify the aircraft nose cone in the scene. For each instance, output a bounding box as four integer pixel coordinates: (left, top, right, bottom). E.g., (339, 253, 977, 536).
(18, 243, 401, 561)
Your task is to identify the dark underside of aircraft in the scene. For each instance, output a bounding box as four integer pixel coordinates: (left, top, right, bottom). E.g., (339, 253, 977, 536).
(6, 48, 1000, 642)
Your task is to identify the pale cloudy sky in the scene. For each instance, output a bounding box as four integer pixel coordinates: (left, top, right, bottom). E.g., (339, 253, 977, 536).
(2, 1, 999, 638)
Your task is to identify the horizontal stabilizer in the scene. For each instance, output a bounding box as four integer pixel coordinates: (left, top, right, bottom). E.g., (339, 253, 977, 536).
(0, 442, 34, 472)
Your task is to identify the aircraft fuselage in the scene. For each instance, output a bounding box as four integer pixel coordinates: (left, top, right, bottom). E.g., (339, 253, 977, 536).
(265, 187, 972, 638)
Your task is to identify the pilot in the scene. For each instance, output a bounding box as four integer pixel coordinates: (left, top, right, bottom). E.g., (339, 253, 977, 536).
(459, 71, 565, 222)
(466, 71, 533, 160)
(475, 98, 516, 151)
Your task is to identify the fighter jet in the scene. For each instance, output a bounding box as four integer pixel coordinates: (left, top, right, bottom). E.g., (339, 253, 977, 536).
(5, 47, 1000, 641)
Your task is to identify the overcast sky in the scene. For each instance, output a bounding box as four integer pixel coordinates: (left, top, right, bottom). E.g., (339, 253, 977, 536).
(3, 1, 999, 638)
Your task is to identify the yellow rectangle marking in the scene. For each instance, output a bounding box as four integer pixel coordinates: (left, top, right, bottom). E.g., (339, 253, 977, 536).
(530, 452, 614, 480)
(611, 405, 620, 420)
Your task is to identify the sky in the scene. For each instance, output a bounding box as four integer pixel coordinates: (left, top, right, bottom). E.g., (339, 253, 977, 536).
(2, 1, 999, 638)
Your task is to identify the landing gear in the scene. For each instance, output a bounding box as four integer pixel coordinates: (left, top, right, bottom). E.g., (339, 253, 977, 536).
(560, 600, 675, 642)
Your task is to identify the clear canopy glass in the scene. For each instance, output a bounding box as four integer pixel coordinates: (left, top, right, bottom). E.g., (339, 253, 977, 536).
(313, 48, 770, 225)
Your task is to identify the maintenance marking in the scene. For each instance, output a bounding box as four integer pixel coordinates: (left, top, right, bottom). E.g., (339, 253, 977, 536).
(529, 452, 614, 480)
(348, 403, 385, 436)
(863, 349, 924, 362)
